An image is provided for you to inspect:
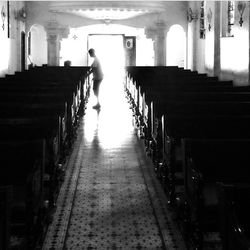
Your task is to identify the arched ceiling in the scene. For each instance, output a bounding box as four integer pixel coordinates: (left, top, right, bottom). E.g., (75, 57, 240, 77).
(48, 1, 167, 21)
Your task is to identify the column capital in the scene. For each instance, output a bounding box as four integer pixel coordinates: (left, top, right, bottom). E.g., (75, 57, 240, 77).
(145, 27, 156, 40)
(145, 21, 168, 41)
(145, 21, 168, 66)
(45, 21, 69, 66)
(45, 20, 70, 40)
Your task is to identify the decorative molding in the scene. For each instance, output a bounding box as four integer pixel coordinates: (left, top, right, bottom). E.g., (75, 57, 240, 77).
(145, 21, 168, 41)
(46, 20, 70, 40)
(187, 7, 198, 23)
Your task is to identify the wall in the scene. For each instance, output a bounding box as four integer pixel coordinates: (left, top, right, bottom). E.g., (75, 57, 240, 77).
(0, 0, 10, 76)
(0, 1, 26, 77)
(25, 1, 188, 67)
(220, 1, 249, 85)
(188, 1, 250, 85)
(204, 1, 215, 75)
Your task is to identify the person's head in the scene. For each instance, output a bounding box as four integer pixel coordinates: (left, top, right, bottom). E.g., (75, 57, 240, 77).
(64, 60, 71, 67)
(88, 48, 95, 57)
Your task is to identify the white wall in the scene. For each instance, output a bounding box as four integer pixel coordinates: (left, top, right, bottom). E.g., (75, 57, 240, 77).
(0, 8, 10, 77)
(0, 1, 26, 77)
(204, 0, 215, 75)
(188, 1, 250, 85)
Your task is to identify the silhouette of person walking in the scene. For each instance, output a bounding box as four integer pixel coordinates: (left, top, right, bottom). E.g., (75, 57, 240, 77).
(88, 48, 104, 109)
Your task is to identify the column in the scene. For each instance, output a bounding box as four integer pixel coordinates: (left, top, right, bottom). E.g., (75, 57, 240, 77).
(46, 21, 69, 66)
(249, 1, 250, 85)
(47, 34, 60, 66)
(145, 22, 168, 66)
(214, 1, 221, 78)
(155, 22, 167, 66)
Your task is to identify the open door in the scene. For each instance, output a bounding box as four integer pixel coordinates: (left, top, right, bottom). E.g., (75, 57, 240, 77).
(124, 36, 136, 66)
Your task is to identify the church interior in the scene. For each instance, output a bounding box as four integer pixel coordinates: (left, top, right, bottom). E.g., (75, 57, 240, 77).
(1, 1, 250, 249)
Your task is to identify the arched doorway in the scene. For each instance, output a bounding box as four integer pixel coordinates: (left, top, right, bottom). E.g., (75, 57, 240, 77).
(166, 24, 186, 68)
(28, 24, 47, 66)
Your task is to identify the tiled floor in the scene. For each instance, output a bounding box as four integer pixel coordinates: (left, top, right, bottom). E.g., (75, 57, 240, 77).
(42, 72, 187, 250)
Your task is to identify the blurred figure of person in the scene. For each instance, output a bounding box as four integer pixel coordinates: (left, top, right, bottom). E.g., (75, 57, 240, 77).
(64, 60, 71, 67)
(88, 48, 104, 109)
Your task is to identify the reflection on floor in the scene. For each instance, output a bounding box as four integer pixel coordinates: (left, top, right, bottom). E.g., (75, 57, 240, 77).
(42, 72, 187, 249)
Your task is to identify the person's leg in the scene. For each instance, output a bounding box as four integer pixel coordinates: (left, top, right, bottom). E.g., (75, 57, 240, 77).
(93, 80, 102, 108)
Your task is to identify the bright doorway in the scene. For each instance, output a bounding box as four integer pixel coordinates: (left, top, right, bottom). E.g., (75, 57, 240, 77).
(88, 34, 125, 76)
(87, 34, 126, 109)
(166, 25, 186, 68)
(85, 34, 133, 148)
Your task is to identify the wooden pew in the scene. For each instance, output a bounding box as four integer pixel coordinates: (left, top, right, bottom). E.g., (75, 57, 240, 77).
(0, 66, 89, 249)
(126, 66, 250, 249)
(0, 139, 45, 249)
(181, 139, 250, 249)
(1, 66, 91, 121)
(217, 183, 250, 250)
(0, 186, 12, 250)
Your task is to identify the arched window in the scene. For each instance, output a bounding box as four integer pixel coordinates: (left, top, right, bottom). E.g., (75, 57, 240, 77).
(166, 24, 186, 68)
(29, 24, 47, 66)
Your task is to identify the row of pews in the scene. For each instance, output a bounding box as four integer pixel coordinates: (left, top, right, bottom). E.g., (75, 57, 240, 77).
(0, 66, 90, 249)
(125, 66, 250, 249)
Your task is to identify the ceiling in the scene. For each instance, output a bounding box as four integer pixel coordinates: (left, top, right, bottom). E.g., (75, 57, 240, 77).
(49, 1, 167, 21)
(62, 9, 149, 20)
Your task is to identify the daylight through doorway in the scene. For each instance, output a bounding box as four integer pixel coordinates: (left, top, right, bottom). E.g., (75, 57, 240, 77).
(87, 34, 126, 110)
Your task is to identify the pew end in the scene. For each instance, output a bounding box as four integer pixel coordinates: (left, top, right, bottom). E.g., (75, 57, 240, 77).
(217, 182, 250, 250)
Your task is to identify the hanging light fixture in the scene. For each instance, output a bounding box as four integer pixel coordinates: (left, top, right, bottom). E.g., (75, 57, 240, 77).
(237, 1, 246, 26)
(207, 8, 212, 31)
(187, 7, 198, 23)
(14, 7, 26, 22)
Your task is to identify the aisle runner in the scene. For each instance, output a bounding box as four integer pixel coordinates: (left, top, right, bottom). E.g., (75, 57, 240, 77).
(42, 74, 186, 249)
(64, 133, 168, 249)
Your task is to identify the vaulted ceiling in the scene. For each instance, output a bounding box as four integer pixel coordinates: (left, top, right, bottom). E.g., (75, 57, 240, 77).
(48, 1, 167, 21)
(26, 1, 188, 31)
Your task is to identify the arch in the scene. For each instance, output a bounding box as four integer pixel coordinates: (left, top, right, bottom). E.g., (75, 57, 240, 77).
(29, 24, 47, 66)
(166, 24, 186, 68)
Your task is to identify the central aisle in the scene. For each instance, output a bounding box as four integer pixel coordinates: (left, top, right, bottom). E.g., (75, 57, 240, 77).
(42, 72, 186, 249)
